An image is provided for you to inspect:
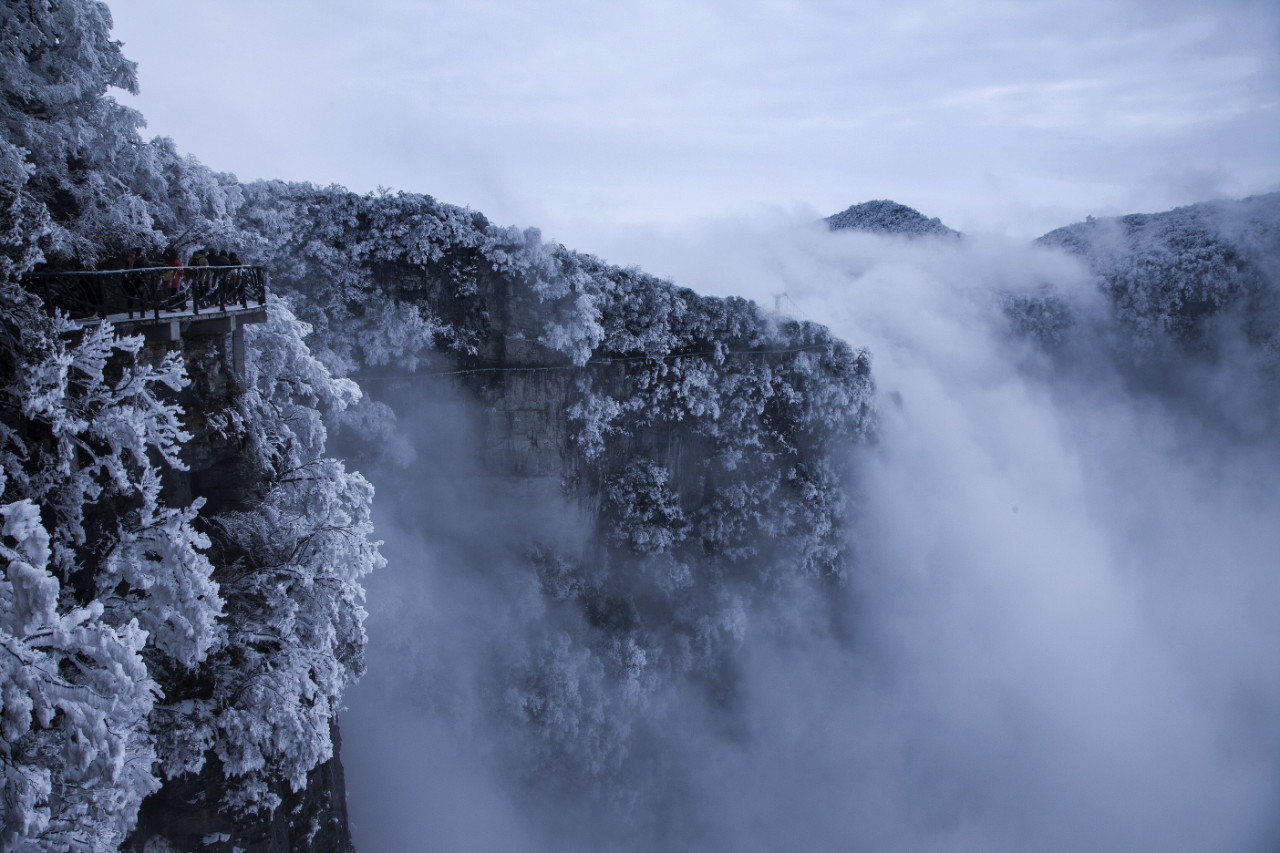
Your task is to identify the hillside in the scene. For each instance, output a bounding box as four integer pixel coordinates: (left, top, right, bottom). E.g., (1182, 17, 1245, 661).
(231, 183, 876, 819)
(1035, 193, 1280, 350)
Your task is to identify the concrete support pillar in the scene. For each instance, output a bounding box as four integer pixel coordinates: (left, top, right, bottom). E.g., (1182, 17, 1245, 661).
(232, 320, 246, 381)
(143, 320, 180, 343)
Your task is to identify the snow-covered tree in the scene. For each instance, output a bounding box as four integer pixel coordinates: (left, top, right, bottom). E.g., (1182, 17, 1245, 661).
(176, 296, 384, 816)
(1037, 194, 1280, 351)
(0, 490, 157, 852)
(1, 0, 243, 268)
(0, 279, 221, 848)
(0, 134, 48, 283)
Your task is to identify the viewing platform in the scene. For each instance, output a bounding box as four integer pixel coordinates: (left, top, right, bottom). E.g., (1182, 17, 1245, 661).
(24, 265, 269, 375)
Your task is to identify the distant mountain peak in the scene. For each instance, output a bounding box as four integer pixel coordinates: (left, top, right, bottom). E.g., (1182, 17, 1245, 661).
(826, 200, 960, 238)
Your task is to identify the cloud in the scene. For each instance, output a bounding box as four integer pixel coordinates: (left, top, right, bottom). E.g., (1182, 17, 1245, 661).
(604, 218, 1280, 851)
(339, 213, 1280, 851)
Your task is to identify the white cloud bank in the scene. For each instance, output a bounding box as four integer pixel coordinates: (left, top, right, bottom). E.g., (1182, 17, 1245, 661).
(342, 218, 1280, 851)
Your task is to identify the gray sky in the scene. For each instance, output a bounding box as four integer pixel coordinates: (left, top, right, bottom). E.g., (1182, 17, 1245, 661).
(107, 0, 1279, 255)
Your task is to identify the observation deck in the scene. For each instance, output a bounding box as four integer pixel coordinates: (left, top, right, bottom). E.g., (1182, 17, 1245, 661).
(24, 265, 269, 375)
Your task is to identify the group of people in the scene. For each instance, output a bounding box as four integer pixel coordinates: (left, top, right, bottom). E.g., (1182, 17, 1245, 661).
(118, 245, 244, 310)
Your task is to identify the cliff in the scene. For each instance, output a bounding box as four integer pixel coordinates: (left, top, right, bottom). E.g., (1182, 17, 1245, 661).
(234, 183, 877, 811)
(7, 3, 1272, 848)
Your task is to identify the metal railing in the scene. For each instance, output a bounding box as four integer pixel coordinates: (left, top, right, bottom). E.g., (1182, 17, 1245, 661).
(23, 265, 267, 322)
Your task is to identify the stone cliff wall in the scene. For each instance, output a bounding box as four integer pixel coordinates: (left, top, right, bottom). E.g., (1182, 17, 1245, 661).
(129, 724, 351, 853)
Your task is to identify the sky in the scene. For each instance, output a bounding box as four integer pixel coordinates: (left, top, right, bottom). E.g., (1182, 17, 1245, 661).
(105, 0, 1279, 260)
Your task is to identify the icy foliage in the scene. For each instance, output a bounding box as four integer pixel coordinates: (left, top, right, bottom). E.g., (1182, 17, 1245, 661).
(2, 4, 382, 840)
(194, 298, 383, 814)
(0, 282, 222, 848)
(540, 287, 603, 367)
(503, 631, 637, 784)
(1036, 194, 1280, 352)
(236, 183, 630, 374)
(0, 0, 242, 267)
(0, 495, 158, 852)
(235, 179, 874, 591)
(556, 260, 875, 584)
(229, 294, 361, 467)
(239, 180, 877, 808)
(564, 389, 623, 460)
(826, 199, 961, 238)
(1000, 284, 1077, 349)
(0, 288, 221, 668)
(996, 193, 1280, 454)
(604, 460, 689, 557)
(510, 312, 868, 800)
(235, 183, 505, 374)
(0, 136, 48, 283)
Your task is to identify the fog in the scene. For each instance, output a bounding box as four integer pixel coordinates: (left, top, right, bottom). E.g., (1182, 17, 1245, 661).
(341, 218, 1280, 851)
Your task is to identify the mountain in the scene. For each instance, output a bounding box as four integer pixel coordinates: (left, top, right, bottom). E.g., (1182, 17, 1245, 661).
(995, 193, 1280, 447)
(1035, 193, 1280, 349)
(825, 199, 961, 238)
(4, 2, 1278, 849)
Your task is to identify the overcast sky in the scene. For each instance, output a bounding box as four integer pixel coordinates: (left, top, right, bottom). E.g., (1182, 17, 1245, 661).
(106, 0, 1279, 257)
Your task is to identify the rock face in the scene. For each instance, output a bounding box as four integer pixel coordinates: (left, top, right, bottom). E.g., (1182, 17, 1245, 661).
(129, 727, 352, 853)
(826, 199, 960, 238)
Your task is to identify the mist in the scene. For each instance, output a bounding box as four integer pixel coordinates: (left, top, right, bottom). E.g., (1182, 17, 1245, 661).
(340, 216, 1280, 852)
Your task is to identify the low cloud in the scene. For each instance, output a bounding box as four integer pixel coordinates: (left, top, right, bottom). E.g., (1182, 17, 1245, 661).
(341, 214, 1280, 851)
